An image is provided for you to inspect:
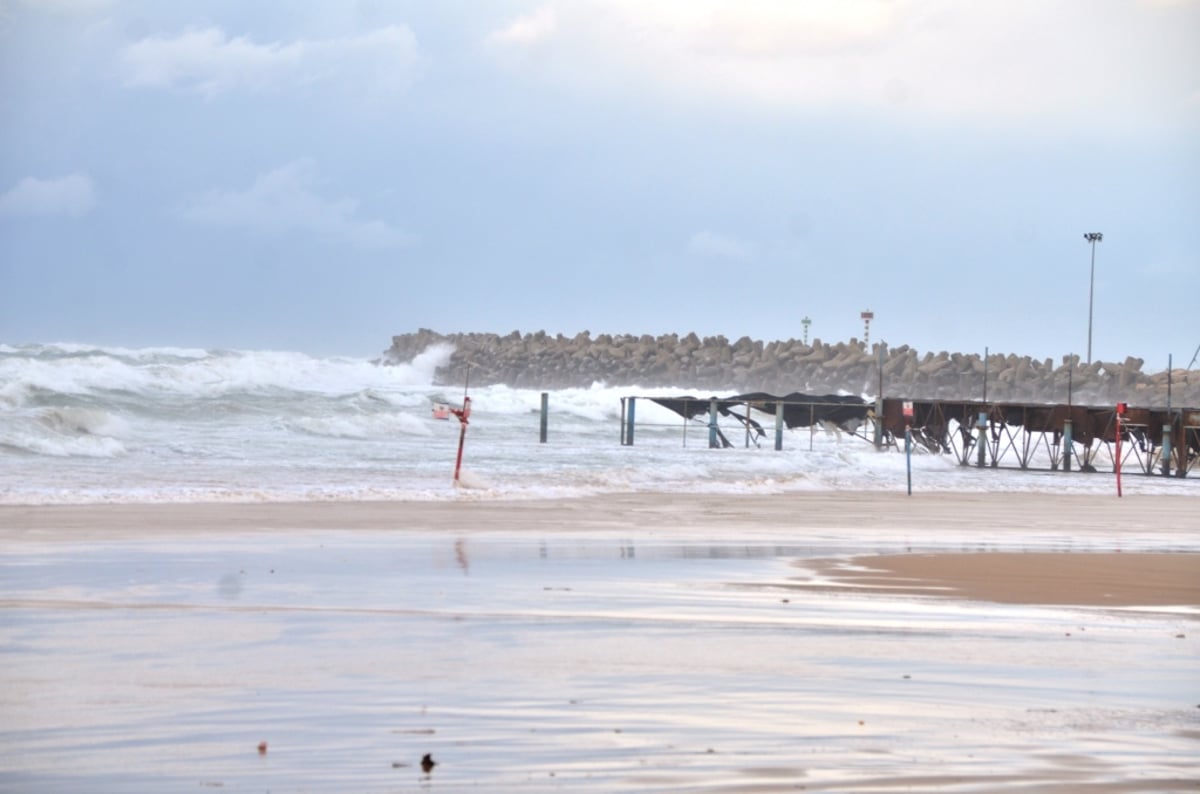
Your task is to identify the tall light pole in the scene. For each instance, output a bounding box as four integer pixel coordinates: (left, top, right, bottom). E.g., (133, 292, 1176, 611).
(1083, 232, 1103, 364)
(801, 316, 811, 346)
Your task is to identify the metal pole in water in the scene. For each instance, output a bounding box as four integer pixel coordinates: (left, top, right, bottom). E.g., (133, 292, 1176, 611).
(905, 424, 913, 496)
(1063, 417, 1073, 472)
(626, 397, 636, 446)
(709, 398, 719, 449)
(540, 392, 549, 444)
(1162, 356, 1172, 476)
(976, 411, 988, 468)
(620, 397, 626, 445)
(774, 401, 784, 451)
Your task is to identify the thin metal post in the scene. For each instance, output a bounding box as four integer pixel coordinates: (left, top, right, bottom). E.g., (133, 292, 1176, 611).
(774, 401, 784, 451)
(681, 399, 688, 447)
(1063, 418, 1073, 472)
(905, 424, 912, 495)
(1163, 355, 1172, 476)
(744, 401, 752, 448)
(976, 411, 987, 468)
(539, 392, 549, 443)
(625, 397, 636, 446)
(708, 399, 719, 449)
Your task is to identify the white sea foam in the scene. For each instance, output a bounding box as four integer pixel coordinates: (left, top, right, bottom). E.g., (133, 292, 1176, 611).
(287, 412, 433, 439)
(0, 342, 1195, 504)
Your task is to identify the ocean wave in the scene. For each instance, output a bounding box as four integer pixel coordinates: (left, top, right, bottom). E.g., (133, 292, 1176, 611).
(0, 343, 452, 409)
(0, 405, 129, 459)
(37, 406, 130, 437)
(0, 430, 126, 458)
(286, 412, 435, 440)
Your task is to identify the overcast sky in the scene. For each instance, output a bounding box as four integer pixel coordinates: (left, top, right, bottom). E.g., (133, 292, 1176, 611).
(1, 0, 1197, 365)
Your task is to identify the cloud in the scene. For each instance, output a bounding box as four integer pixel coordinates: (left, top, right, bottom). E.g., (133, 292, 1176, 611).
(118, 25, 419, 99)
(1136, 0, 1198, 8)
(11, 0, 114, 15)
(180, 160, 412, 249)
(688, 230, 753, 260)
(486, 6, 557, 48)
(0, 172, 96, 217)
(481, 1, 1200, 129)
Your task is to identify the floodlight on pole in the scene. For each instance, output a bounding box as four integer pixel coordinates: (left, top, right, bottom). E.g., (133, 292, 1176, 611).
(801, 316, 811, 346)
(860, 310, 874, 349)
(1083, 232, 1103, 364)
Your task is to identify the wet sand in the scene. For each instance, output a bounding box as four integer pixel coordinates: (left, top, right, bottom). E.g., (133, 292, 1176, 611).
(799, 551, 1200, 608)
(4, 491, 1198, 609)
(2, 491, 1198, 792)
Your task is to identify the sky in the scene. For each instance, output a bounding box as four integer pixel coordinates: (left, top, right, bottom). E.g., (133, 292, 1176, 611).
(0, 0, 1197, 366)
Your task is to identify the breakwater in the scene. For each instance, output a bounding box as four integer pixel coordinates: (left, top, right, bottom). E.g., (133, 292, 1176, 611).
(383, 329, 1198, 406)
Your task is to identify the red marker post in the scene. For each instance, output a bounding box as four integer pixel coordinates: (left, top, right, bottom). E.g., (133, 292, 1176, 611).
(450, 396, 471, 484)
(1114, 402, 1126, 497)
(903, 401, 914, 495)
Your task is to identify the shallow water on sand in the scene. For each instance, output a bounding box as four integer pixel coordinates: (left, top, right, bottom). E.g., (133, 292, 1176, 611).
(1, 533, 1197, 792)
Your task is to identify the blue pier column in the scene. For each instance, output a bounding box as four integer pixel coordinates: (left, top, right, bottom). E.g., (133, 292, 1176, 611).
(774, 401, 784, 451)
(708, 399, 720, 449)
(625, 397, 636, 446)
(1062, 418, 1073, 472)
(905, 425, 913, 495)
(976, 412, 988, 468)
(1161, 422, 1172, 476)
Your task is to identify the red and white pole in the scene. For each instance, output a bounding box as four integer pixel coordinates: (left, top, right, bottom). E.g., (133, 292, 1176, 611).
(1114, 402, 1126, 498)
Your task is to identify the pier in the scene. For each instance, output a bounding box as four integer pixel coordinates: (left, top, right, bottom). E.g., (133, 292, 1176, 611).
(619, 393, 1200, 478)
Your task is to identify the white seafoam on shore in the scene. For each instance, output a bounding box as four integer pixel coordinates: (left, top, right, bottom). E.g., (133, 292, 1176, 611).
(2, 342, 1195, 504)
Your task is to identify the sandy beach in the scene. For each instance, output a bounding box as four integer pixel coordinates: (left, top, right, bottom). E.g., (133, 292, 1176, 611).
(2, 491, 1198, 792)
(4, 491, 1198, 609)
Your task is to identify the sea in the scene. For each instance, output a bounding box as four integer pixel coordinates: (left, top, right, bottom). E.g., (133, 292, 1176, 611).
(1, 341, 1194, 505)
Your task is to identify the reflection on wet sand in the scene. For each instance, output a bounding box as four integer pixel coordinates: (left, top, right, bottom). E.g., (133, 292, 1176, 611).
(2, 494, 1199, 792)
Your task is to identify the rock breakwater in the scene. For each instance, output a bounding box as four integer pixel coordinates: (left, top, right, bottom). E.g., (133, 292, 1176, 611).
(383, 329, 1198, 406)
